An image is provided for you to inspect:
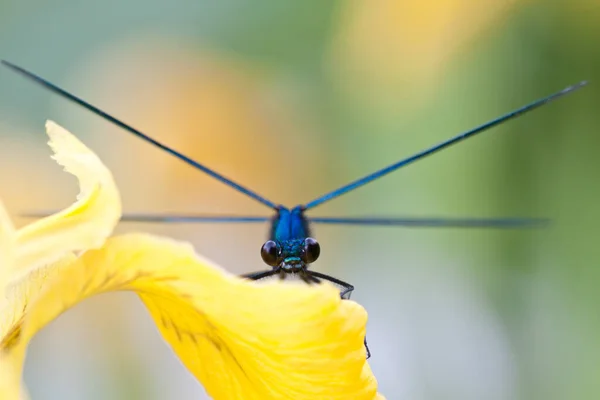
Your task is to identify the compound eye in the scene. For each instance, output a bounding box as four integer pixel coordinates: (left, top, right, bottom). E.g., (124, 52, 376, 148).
(260, 240, 280, 267)
(302, 237, 320, 264)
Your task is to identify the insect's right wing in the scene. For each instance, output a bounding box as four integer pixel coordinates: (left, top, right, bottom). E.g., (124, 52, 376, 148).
(21, 212, 549, 228)
(21, 211, 548, 228)
(20, 212, 271, 224)
(120, 214, 271, 223)
(308, 216, 550, 228)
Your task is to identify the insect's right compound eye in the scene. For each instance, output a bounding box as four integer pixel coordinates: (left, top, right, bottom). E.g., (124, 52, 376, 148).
(260, 240, 280, 267)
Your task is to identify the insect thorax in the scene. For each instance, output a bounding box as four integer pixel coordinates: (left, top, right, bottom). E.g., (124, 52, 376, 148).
(269, 206, 310, 242)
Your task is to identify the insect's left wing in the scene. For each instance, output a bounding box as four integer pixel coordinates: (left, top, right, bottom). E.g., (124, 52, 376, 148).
(308, 216, 550, 228)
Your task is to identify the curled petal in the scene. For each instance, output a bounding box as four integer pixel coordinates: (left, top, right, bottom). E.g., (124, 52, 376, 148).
(14, 121, 121, 278)
(1, 120, 121, 392)
(12, 234, 383, 399)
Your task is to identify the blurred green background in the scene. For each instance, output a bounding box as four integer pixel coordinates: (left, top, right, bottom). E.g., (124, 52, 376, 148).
(0, 0, 599, 399)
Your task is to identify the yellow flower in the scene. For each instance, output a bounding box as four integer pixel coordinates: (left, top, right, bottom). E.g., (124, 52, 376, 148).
(0, 122, 383, 399)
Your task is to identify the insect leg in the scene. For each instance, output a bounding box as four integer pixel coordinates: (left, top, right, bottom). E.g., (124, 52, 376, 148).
(306, 270, 371, 359)
(299, 273, 313, 284)
(306, 271, 355, 300)
(300, 271, 322, 285)
(364, 337, 371, 359)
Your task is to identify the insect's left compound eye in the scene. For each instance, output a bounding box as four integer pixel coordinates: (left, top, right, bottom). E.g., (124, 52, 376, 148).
(261, 240, 280, 267)
(302, 237, 320, 264)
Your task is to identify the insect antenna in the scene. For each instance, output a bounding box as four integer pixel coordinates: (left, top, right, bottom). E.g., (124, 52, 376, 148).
(1, 60, 279, 210)
(302, 81, 588, 211)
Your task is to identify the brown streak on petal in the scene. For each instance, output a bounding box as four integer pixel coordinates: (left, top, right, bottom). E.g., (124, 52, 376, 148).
(1, 321, 22, 351)
(160, 314, 171, 330)
(173, 324, 183, 342)
(186, 331, 198, 345)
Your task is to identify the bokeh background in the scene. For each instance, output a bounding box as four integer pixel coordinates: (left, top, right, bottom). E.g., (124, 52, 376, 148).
(0, 1, 599, 399)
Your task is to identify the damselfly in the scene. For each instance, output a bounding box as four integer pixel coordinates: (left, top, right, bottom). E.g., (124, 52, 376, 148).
(1, 60, 587, 359)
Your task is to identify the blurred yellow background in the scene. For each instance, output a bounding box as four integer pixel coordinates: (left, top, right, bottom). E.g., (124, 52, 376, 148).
(0, 1, 599, 399)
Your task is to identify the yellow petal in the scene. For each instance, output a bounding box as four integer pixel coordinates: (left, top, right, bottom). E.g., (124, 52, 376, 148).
(13, 120, 121, 278)
(0, 199, 17, 346)
(0, 199, 15, 289)
(0, 201, 21, 400)
(1, 254, 77, 351)
(13, 234, 383, 399)
(0, 358, 26, 400)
